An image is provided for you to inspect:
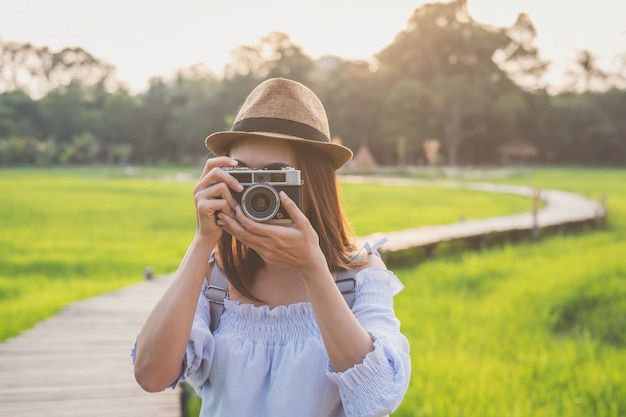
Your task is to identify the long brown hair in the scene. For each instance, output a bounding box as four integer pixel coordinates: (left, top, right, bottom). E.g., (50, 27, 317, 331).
(217, 142, 359, 301)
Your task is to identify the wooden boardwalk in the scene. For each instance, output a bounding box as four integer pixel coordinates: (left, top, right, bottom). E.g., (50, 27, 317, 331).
(350, 177, 606, 257)
(0, 274, 179, 417)
(0, 178, 606, 416)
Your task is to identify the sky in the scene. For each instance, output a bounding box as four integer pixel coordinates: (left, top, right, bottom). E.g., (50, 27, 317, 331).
(0, 0, 624, 92)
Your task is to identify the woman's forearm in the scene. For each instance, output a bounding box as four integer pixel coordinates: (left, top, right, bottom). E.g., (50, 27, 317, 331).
(302, 266, 374, 373)
(133, 235, 216, 392)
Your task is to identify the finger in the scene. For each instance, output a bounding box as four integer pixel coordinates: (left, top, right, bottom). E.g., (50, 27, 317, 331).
(195, 158, 240, 193)
(232, 205, 265, 235)
(199, 156, 236, 179)
(278, 191, 307, 227)
(195, 182, 238, 212)
(197, 197, 234, 219)
(213, 167, 245, 193)
(229, 205, 282, 244)
(200, 167, 244, 194)
(217, 211, 240, 233)
(218, 209, 263, 247)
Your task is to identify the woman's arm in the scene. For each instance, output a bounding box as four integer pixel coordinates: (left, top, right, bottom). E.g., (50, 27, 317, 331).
(133, 157, 240, 392)
(301, 255, 382, 371)
(133, 237, 216, 392)
(326, 266, 411, 416)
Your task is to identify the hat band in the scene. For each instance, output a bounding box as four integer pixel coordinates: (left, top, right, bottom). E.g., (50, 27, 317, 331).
(232, 117, 330, 143)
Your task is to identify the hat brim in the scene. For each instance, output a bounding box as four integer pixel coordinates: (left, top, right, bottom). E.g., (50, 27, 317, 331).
(205, 131, 353, 170)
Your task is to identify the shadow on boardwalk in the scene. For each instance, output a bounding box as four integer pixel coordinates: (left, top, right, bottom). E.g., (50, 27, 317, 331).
(0, 178, 606, 416)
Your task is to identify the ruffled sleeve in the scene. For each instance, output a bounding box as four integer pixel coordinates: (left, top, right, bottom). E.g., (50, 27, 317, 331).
(326, 268, 411, 417)
(176, 279, 217, 395)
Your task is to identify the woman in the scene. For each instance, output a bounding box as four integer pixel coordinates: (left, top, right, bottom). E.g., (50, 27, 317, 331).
(132, 78, 411, 417)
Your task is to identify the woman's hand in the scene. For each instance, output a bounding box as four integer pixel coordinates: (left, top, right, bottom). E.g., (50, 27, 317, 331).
(218, 191, 327, 276)
(193, 157, 243, 241)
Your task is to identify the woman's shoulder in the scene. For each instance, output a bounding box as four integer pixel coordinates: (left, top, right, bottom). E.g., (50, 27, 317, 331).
(357, 252, 387, 271)
(349, 236, 389, 271)
(349, 239, 404, 297)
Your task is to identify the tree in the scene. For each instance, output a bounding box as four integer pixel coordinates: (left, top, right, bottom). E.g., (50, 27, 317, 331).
(0, 90, 44, 139)
(376, 0, 526, 165)
(494, 12, 549, 91)
(224, 32, 315, 85)
(139, 77, 173, 162)
(565, 49, 608, 92)
(378, 78, 432, 165)
(313, 57, 383, 159)
(100, 88, 143, 164)
(40, 81, 101, 146)
(165, 66, 222, 163)
(0, 39, 115, 98)
(71, 131, 100, 164)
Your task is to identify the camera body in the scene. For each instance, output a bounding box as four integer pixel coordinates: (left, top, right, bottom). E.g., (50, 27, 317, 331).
(217, 166, 302, 224)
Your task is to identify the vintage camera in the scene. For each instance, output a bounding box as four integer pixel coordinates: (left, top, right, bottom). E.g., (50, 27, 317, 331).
(217, 166, 302, 224)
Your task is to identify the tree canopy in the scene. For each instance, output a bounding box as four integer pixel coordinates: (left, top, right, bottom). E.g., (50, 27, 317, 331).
(0, 1, 624, 167)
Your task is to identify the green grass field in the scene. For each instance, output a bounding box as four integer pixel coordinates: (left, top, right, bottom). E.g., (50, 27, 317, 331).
(342, 181, 533, 236)
(1, 166, 624, 417)
(393, 168, 625, 417)
(0, 166, 531, 342)
(0, 168, 196, 341)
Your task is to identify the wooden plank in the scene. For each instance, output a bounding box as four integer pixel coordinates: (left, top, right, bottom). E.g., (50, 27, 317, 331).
(0, 275, 181, 417)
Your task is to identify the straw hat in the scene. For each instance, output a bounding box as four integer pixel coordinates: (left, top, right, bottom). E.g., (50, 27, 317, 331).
(205, 78, 353, 170)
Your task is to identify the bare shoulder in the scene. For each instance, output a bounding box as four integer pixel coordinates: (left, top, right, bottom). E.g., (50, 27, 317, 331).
(358, 252, 387, 270)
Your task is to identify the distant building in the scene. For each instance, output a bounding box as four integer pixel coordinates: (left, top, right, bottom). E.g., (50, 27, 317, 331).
(350, 144, 378, 172)
(498, 140, 539, 164)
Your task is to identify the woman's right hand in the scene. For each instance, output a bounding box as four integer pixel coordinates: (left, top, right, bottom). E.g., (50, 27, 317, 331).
(193, 156, 243, 240)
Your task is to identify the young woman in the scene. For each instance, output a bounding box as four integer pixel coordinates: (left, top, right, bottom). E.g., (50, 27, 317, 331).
(132, 78, 411, 417)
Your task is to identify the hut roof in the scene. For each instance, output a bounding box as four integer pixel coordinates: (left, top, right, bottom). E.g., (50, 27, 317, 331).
(498, 141, 539, 158)
(352, 144, 378, 171)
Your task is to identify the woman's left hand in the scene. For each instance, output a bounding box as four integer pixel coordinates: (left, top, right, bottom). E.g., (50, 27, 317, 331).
(217, 191, 327, 275)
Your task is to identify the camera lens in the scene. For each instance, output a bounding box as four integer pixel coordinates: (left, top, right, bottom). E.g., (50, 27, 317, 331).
(241, 184, 280, 222)
(251, 194, 269, 211)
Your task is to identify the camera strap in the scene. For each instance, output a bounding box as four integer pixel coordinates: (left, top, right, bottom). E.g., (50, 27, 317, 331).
(203, 261, 229, 334)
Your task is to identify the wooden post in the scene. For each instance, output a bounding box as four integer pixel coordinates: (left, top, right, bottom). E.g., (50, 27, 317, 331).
(597, 193, 607, 228)
(144, 267, 154, 280)
(425, 243, 438, 259)
(532, 189, 540, 241)
(470, 235, 486, 251)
